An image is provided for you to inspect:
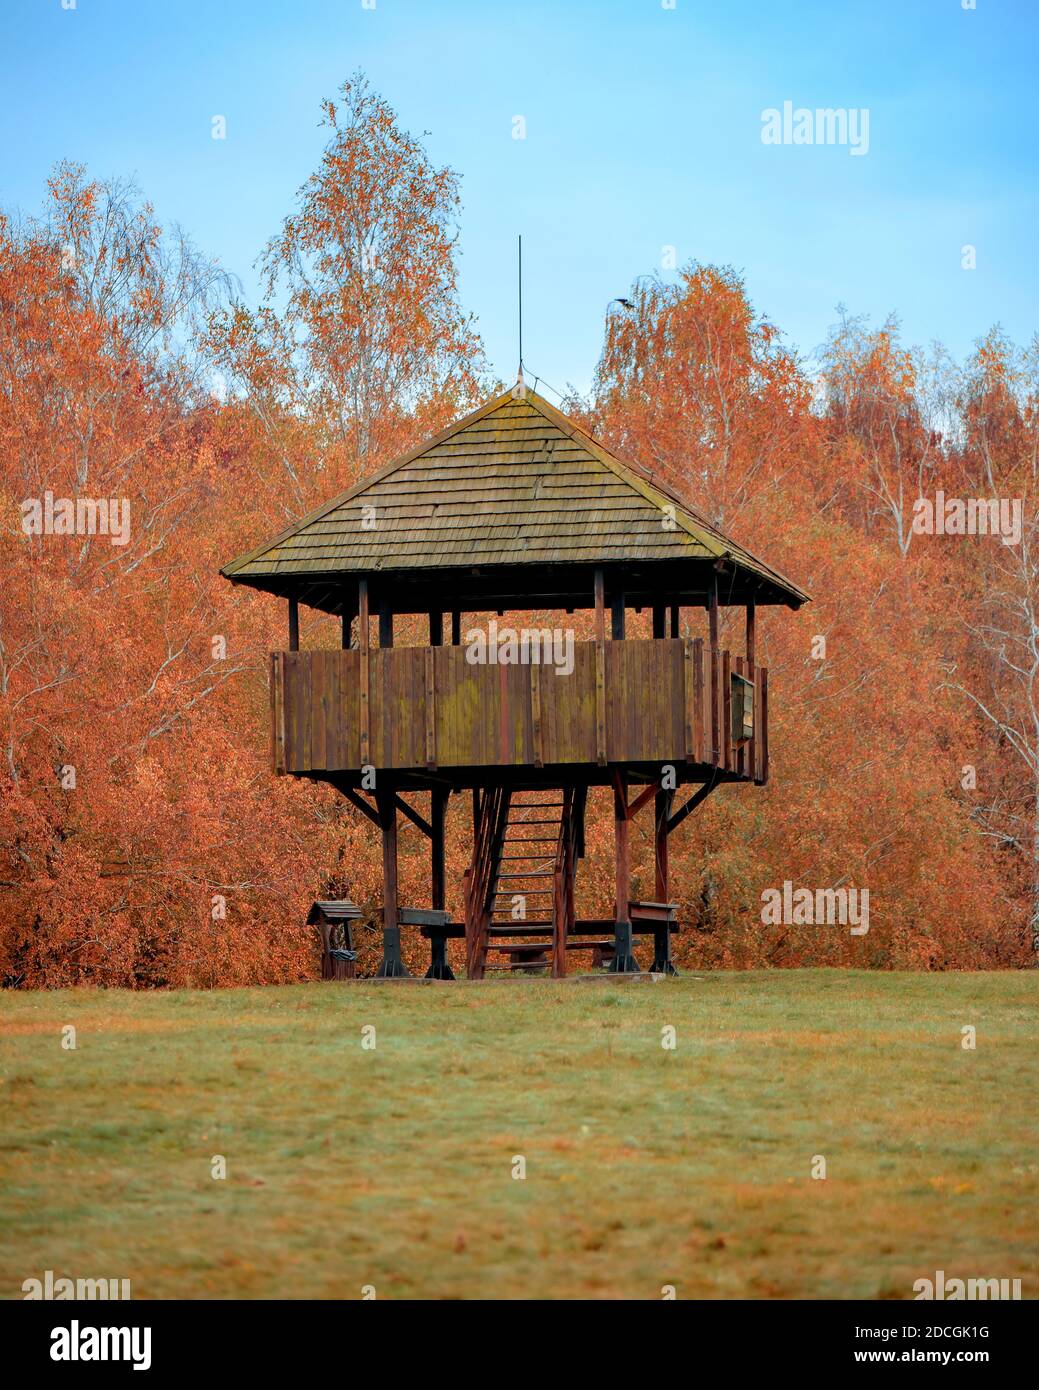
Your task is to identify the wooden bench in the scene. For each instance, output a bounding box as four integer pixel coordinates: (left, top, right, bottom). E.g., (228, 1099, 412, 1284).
(410, 905, 681, 975)
(399, 907, 455, 980)
(630, 900, 679, 975)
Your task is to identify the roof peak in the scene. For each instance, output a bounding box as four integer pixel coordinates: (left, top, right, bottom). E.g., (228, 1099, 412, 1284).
(220, 385, 808, 609)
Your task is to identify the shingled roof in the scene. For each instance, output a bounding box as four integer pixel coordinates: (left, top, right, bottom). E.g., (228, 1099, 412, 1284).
(221, 386, 808, 611)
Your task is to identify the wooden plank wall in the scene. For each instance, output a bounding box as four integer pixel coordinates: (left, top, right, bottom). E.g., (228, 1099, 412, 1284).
(604, 640, 685, 762)
(271, 640, 767, 779)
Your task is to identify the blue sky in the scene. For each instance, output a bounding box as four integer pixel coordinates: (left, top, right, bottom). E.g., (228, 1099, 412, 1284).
(2, 0, 1036, 396)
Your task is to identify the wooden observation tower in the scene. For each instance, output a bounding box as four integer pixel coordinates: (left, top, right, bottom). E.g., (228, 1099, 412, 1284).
(221, 384, 807, 978)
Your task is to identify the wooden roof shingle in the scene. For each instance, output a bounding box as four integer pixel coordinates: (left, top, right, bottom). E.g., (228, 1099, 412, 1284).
(221, 386, 808, 607)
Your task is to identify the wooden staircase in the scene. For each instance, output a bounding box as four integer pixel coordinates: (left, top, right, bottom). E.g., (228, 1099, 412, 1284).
(464, 788, 592, 979)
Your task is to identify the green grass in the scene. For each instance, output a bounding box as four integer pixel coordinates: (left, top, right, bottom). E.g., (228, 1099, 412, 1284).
(1, 970, 1036, 1299)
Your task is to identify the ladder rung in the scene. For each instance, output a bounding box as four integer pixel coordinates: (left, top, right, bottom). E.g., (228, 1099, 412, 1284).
(486, 961, 553, 971)
(488, 925, 555, 934)
(489, 943, 552, 953)
(472, 791, 577, 978)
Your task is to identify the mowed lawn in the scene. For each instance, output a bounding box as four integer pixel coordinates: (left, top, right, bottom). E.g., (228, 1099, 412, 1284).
(1, 970, 1036, 1300)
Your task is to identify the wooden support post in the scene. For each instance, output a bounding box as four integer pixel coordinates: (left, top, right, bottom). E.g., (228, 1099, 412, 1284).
(708, 573, 719, 766)
(425, 788, 454, 980)
(341, 604, 352, 650)
(594, 568, 607, 766)
(652, 605, 666, 639)
(650, 787, 678, 975)
(358, 581, 370, 650)
(552, 864, 566, 980)
(611, 589, 626, 640)
(358, 579, 370, 768)
(609, 772, 638, 973)
(670, 604, 680, 638)
(379, 603, 394, 648)
(431, 790, 447, 911)
(553, 786, 574, 979)
(745, 599, 757, 780)
(429, 611, 443, 646)
(451, 611, 461, 646)
(594, 568, 606, 643)
(288, 597, 299, 652)
(654, 788, 671, 900)
(735, 655, 746, 778)
(376, 789, 409, 977)
(746, 599, 756, 670)
(613, 777, 630, 919)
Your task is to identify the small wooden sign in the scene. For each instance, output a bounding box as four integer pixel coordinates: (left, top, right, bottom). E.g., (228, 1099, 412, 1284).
(731, 671, 754, 744)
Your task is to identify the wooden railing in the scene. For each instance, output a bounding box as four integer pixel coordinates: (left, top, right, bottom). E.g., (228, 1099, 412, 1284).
(269, 639, 768, 782)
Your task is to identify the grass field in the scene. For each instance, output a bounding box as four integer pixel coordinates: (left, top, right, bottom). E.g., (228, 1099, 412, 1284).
(1, 970, 1036, 1300)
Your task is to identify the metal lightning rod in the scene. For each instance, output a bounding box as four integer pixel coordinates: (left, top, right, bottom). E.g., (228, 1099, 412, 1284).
(517, 234, 523, 385)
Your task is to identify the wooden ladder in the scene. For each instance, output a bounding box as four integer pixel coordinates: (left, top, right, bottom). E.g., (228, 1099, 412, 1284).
(465, 789, 584, 979)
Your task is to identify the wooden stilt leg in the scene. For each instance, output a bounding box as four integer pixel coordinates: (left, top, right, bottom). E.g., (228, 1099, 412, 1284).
(426, 788, 454, 979)
(431, 790, 447, 913)
(609, 772, 638, 972)
(552, 866, 565, 979)
(376, 789, 409, 977)
(650, 788, 678, 974)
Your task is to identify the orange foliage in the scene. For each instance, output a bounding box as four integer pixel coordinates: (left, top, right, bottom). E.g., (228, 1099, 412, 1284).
(586, 268, 1030, 968)
(2, 87, 1035, 987)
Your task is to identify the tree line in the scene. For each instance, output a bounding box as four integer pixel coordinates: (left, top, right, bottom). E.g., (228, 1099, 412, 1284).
(2, 74, 1035, 986)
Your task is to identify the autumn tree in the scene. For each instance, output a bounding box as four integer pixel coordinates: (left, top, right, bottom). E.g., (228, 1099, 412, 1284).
(3, 138, 1033, 983)
(209, 72, 486, 496)
(586, 267, 1014, 968)
(591, 265, 812, 531)
(2, 103, 487, 988)
(817, 310, 953, 556)
(945, 330, 1039, 958)
(0, 167, 338, 987)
